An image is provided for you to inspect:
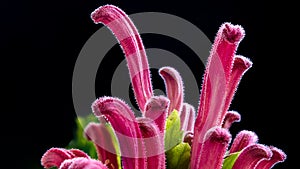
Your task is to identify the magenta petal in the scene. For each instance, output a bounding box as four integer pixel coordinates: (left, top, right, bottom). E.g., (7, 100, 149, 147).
(84, 122, 120, 169)
(255, 146, 287, 169)
(223, 55, 252, 115)
(60, 157, 108, 169)
(229, 130, 258, 153)
(222, 110, 241, 129)
(159, 66, 184, 114)
(69, 149, 90, 159)
(197, 126, 231, 169)
(144, 96, 170, 132)
(180, 103, 196, 132)
(137, 117, 166, 169)
(91, 5, 153, 112)
(232, 144, 272, 169)
(41, 148, 89, 168)
(92, 97, 146, 169)
(192, 23, 245, 169)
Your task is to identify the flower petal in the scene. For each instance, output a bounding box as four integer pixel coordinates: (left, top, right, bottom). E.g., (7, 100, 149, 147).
(92, 97, 146, 169)
(41, 148, 90, 168)
(91, 5, 153, 112)
(84, 121, 121, 169)
(144, 96, 170, 132)
(192, 22, 245, 169)
(137, 117, 166, 169)
(229, 130, 258, 153)
(198, 126, 231, 169)
(232, 144, 272, 169)
(60, 157, 108, 169)
(255, 146, 287, 169)
(159, 66, 184, 114)
(223, 55, 252, 115)
(180, 103, 196, 132)
(222, 110, 241, 129)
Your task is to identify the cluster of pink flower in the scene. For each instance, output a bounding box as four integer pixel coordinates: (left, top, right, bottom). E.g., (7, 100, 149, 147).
(41, 4, 286, 169)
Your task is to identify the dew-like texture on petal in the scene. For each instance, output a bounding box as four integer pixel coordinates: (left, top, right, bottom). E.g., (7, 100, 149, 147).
(159, 66, 184, 114)
(255, 146, 287, 169)
(232, 144, 272, 169)
(59, 157, 108, 169)
(192, 22, 245, 169)
(222, 110, 241, 129)
(229, 130, 258, 153)
(92, 97, 146, 169)
(91, 5, 153, 112)
(144, 96, 170, 132)
(137, 117, 166, 169)
(198, 127, 231, 169)
(84, 122, 121, 169)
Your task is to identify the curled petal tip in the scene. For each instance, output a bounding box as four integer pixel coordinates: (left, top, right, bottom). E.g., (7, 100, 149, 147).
(223, 22, 245, 44)
(41, 148, 72, 168)
(144, 96, 170, 112)
(256, 146, 287, 169)
(144, 96, 170, 132)
(230, 130, 258, 153)
(91, 5, 120, 24)
(159, 66, 184, 114)
(222, 110, 241, 129)
(233, 144, 272, 169)
(234, 55, 253, 70)
(41, 148, 90, 169)
(269, 146, 287, 162)
(205, 126, 232, 144)
(197, 127, 231, 169)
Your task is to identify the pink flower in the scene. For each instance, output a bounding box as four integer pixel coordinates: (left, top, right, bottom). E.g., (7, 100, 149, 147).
(41, 4, 286, 169)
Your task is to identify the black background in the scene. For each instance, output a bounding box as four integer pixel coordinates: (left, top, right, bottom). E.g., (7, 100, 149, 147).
(2, 0, 291, 168)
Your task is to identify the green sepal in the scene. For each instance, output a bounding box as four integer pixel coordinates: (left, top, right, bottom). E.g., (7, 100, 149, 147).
(165, 110, 184, 150)
(166, 142, 191, 169)
(222, 151, 241, 169)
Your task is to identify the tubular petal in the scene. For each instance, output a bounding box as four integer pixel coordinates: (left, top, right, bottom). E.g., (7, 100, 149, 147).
(229, 130, 258, 153)
(255, 146, 287, 169)
(144, 96, 170, 132)
(192, 22, 245, 169)
(137, 117, 166, 169)
(222, 110, 241, 129)
(60, 157, 108, 169)
(84, 122, 121, 169)
(41, 148, 89, 168)
(232, 144, 272, 169)
(159, 66, 184, 114)
(92, 97, 146, 169)
(91, 5, 153, 112)
(223, 55, 252, 116)
(180, 103, 196, 132)
(198, 126, 231, 169)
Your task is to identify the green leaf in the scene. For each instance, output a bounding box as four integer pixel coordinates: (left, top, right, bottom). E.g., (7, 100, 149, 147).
(66, 114, 98, 159)
(166, 142, 191, 169)
(165, 110, 184, 150)
(222, 151, 241, 169)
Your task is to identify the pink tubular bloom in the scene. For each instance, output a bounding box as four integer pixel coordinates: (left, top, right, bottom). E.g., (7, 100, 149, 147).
(91, 5, 153, 113)
(41, 4, 286, 169)
(41, 148, 108, 169)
